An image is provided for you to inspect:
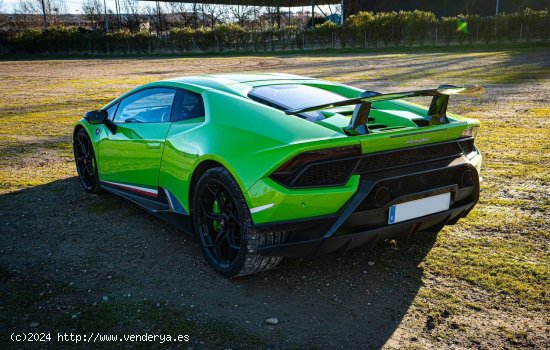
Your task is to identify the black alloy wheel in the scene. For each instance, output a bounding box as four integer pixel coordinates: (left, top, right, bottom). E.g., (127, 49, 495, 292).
(73, 129, 101, 193)
(193, 167, 287, 278)
(195, 178, 242, 270)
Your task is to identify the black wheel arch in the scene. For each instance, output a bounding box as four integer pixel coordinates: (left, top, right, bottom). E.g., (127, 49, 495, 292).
(73, 125, 99, 172)
(73, 125, 102, 194)
(73, 125, 86, 140)
(188, 160, 226, 215)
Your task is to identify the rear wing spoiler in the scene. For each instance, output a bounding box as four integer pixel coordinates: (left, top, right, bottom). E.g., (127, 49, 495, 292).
(285, 85, 485, 135)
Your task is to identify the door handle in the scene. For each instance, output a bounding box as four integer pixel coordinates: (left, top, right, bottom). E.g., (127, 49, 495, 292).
(146, 142, 161, 149)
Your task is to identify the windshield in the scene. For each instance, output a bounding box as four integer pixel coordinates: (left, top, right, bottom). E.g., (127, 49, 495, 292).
(248, 84, 347, 121)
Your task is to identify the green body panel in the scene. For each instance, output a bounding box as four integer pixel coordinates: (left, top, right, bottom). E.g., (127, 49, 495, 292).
(247, 176, 360, 223)
(74, 73, 482, 225)
(157, 117, 206, 210)
(98, 122, 171, 188)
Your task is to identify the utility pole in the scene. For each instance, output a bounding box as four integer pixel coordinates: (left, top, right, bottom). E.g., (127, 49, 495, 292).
(340, 0, 344, 25)
(40, 0, 48, 29)
(115, 0, 121, 29)
(288, 7, 291, 26)
(193, 1, 197, 29)
(495, 0, 500, 15)
(311, 0, 314, 28)
(288, 1, 291, 26)
(103, 0, 109, 32)
(156, 1, 161, 32)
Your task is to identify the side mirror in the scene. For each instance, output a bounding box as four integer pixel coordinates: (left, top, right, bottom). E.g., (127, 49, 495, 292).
(84, 110, 117, 134)
(84, 110, 107, 125)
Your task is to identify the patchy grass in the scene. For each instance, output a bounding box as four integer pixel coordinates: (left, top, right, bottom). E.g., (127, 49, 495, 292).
(425, 232, 549, 305)
(0, 46, 548, 348)
(394, 64, 550, 85)
(528, 107, 550, 118)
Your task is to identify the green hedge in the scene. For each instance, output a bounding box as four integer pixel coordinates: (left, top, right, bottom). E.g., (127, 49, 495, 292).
(1, 9, 547, 55)
(338, 8, 547, 48)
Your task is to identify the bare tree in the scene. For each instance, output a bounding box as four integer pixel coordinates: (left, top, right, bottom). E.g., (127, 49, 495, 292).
(167, 2, 197, 28)
(0, 1, 10, 34)
(9, 7, 38, 31)
(19, 0, 67, 15)
(248, 6, 262, 30)
(144, 3, 167, 33)
(263, 7, 279, 28)
(18, 0, 67, 27)
(121, 0, 142, 32)
(82, 0, 103, 30)
(200, 3, 226, 28)
(229, 5, 253, 26)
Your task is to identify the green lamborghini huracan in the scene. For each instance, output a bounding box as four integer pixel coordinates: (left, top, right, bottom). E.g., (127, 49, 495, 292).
(73, 73, 483, 277)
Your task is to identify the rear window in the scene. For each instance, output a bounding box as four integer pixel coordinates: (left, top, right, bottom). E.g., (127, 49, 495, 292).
(248, 84, 346, 121)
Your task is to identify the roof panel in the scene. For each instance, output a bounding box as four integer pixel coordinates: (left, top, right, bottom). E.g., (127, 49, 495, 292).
(166, 73, 312, 86)
(163, 73, 319, 96)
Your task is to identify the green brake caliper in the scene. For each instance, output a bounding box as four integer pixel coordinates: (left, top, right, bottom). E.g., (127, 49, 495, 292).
(212, 200, 221, 231)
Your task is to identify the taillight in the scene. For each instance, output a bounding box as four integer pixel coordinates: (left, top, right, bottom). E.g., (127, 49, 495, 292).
(460, 126, 479, 139)
(271, 145, 361, 185)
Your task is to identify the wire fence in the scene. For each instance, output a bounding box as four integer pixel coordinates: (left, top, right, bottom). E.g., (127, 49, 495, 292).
(1, 10, 548, 56)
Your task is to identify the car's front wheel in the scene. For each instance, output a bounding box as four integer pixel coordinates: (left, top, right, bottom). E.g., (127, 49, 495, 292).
(73, 128, 101, 194)
(192, 167, 286, 278)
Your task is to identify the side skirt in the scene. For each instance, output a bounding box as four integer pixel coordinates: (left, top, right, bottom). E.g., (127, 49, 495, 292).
(100, 181, 194, 235)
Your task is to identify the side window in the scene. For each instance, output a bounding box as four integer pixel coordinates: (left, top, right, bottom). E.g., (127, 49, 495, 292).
(171, 90, 205, 122)
(105, 102, 119, 121)
(114, 88, 176, 123)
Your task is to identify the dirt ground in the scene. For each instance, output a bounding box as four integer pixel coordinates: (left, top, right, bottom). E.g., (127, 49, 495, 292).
(0, 46, 549, 349)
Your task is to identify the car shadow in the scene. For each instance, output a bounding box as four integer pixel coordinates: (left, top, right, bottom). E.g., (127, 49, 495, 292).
(0, 177, 438, 349)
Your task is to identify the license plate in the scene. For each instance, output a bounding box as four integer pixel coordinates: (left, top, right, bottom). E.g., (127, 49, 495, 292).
(388, 192, 451, 224)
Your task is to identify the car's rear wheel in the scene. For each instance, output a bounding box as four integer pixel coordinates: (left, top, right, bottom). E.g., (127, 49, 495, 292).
(193, 167, 286, 278)
(73, 128, 101, 194)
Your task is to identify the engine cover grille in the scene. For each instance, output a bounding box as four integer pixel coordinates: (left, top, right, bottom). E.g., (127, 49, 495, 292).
(355, 141, 467, 174)
(279, 138, 476, 188)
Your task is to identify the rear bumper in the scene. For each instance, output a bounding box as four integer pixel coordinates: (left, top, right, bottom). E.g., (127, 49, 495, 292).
(255, 155, 480, 258)
(259, 200, 475, 258)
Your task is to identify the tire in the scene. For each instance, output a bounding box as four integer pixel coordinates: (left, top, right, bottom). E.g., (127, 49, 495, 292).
(73, 128, 102, 194)
(192, 167, 287, 278)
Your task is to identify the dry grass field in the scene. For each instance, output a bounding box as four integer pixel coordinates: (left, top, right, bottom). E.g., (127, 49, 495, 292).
(0, 46, 549, 349)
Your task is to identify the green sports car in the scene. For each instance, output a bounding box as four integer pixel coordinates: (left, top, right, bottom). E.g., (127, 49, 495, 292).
(73, 73, 483, 277)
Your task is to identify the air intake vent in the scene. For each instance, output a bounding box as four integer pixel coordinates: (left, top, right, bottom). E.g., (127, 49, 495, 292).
(458, 139, 475, 155)
(291, 159, 357, 187)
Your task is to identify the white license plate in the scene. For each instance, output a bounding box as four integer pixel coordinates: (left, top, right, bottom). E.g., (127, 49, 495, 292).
(388, 192, 451, 224)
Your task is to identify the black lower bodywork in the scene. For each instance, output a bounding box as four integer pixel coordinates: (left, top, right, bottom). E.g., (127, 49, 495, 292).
(98, 140, 479, 261)
(99, 181, 194, 234)
(256, 155, 479, 259)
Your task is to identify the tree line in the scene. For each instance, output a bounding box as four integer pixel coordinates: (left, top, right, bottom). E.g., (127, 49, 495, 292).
(1, 0, 335, 33)
(0, 8, 548, 56)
